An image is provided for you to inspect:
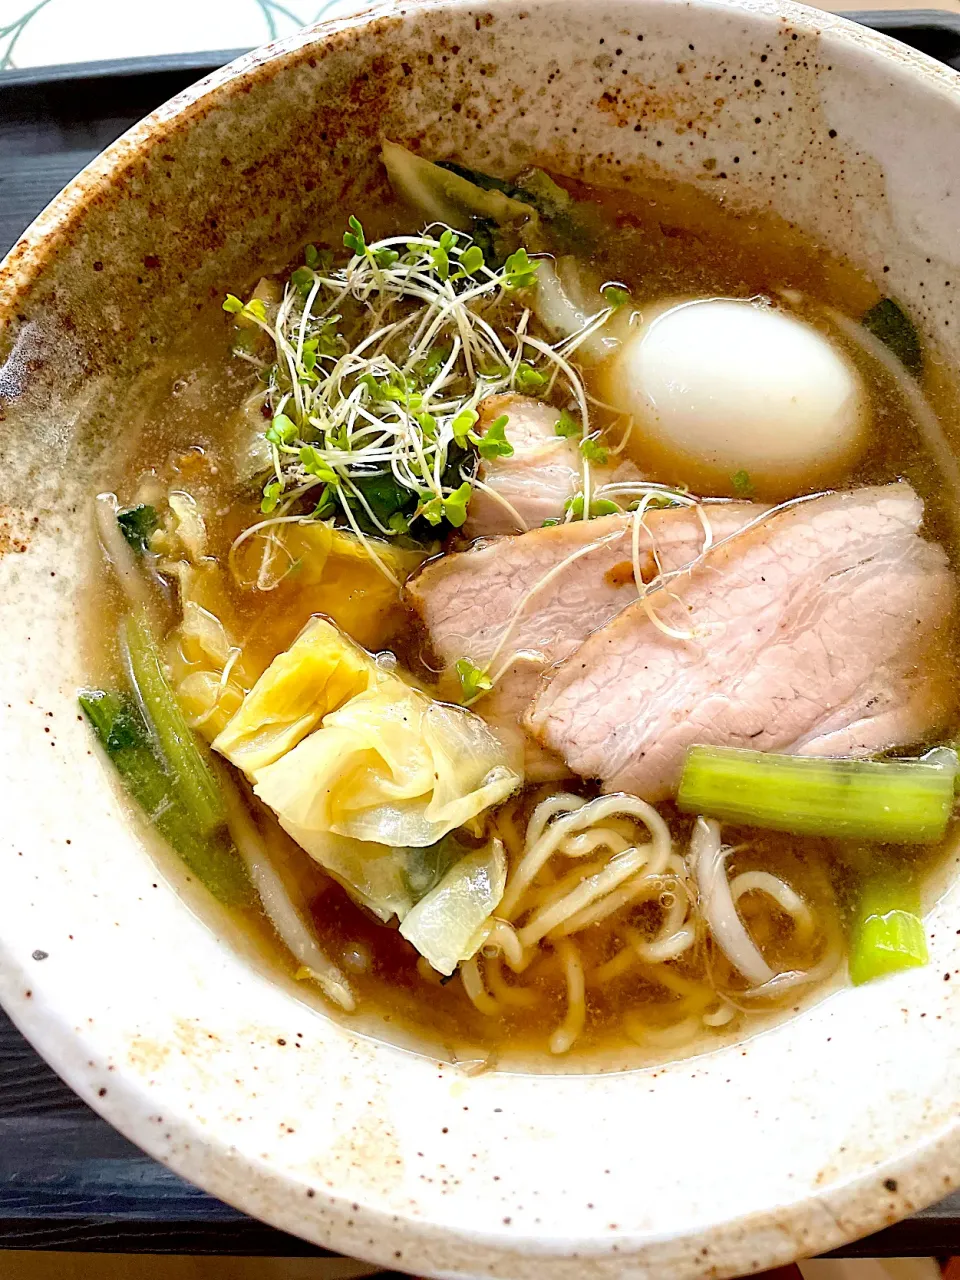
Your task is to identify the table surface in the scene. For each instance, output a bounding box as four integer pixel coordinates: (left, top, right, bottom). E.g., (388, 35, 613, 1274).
(0, 0, 958, 73)
(3, 18, 960, 1263)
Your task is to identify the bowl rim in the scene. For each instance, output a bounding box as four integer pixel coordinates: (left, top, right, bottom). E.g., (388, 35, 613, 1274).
(4, 1, 960, 1275)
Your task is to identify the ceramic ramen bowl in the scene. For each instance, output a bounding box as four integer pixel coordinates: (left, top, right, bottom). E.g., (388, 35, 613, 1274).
(2, 0, 960, 1274)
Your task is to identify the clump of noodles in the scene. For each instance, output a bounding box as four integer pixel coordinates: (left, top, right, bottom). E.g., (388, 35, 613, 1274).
(459, 791, 840, 1056)
(690, 817, 841, 1006)
(460, 792, 699, 1055)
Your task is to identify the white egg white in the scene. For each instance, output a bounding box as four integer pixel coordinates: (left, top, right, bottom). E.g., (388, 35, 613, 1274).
(599, 297, 871, 495)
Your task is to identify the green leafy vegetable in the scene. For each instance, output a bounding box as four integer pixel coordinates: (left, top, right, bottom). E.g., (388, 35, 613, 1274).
(343, 214, 367, 257)
(430, 229, 456, 280)
(261, 480, 284, 514)
(225, 203, 580, 563)
(419, 496, 444, 527)
(266, 413, 298, 447)
(290, 266, 315, 295)
(79, 690, 144, 755)
(677, 746, 955, 843)
(849, 866, 928, 986)
(862, 298, 922, 378)
(79, 689, 250, 906)
(352, 472, 414, 528)
(311, 315, 343, 362)
(401, 834, 472, 902)
(456, 244, 486, 277)
(470, 219, 508, 271)
(565, 494, 621, 519)
(421, 481, 473, 528)
(629, 492, 682, 512)
(415, 410, 438, 441)
(731, 469, 755, 499)
(456, 657, 493, 702)
(514, 169, 572, 218)
(451, 407, 479, 447)
(512, 168, 603, 251)
(399, 839, 508, 975)
(300, 341, 320, 379)
(476, 414, 513, 460)
(430, 160, 600, 256)
(502, 248, 538, 291)
(514, 362, 546, 393)
(123, 610, 226, 837)
(381, 141, 534, 231)
(299, 446, 339, 485)
(435, 160, 534, 203)
(416, 342, 453, 384)
(223, 294, 267, 325)
(555, 409, 581, 438)
(602, 284, 630, 308)
(580, 436, 608, 464)
(116, 504, 159, 554)
(312, 488, 338, 520)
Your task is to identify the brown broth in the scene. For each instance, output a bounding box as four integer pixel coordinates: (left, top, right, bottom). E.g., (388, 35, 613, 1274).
(82, 165, 960, 1071)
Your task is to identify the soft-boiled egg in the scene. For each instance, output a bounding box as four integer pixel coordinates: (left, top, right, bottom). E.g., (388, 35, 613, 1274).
(599, 297, 871, 496)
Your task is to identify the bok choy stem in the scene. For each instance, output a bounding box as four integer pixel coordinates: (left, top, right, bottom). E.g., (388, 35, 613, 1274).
(848, 868, 928, 986)
(677, 746, 955, 843)
(123, 608, 225, 836)
(79, 690, 251, 906)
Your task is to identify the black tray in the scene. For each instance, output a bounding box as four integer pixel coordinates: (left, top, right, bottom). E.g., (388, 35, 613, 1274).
(2, 15, 960, 1261)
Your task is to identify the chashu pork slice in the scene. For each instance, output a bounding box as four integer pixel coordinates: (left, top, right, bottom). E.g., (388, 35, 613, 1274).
(462, 395, 581, 538)
(408, 501, 763, 777)
(526, 484, 958, 800)
(462, 394, 644, 538)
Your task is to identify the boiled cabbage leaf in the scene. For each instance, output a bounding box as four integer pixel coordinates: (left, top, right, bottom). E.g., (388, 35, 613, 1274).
(212, 616, 375, 774)
(281, 831, 467, 925)
(213, 619, 518, 960)
(169, 524, 422, 745)
(165, 562, 259, 740)
(231, 522, 425, 649)
(299, 831, 421, 923)
(399, 839, 507, 975)
(251, 672, 519, 846)
(288, 829, 502, 976)
(532, 257, 626, 364)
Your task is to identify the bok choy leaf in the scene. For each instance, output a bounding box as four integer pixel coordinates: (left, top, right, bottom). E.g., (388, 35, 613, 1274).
(862, 298, 922, 378)
(382, 140, 534, 231)
(123, 609, 225, 836)
(79, 689, 251, 906)
(399, 839, 507, 975)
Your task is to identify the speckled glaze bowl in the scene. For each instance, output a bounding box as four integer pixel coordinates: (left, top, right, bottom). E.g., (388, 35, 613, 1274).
(3, 1, 960, 1274)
